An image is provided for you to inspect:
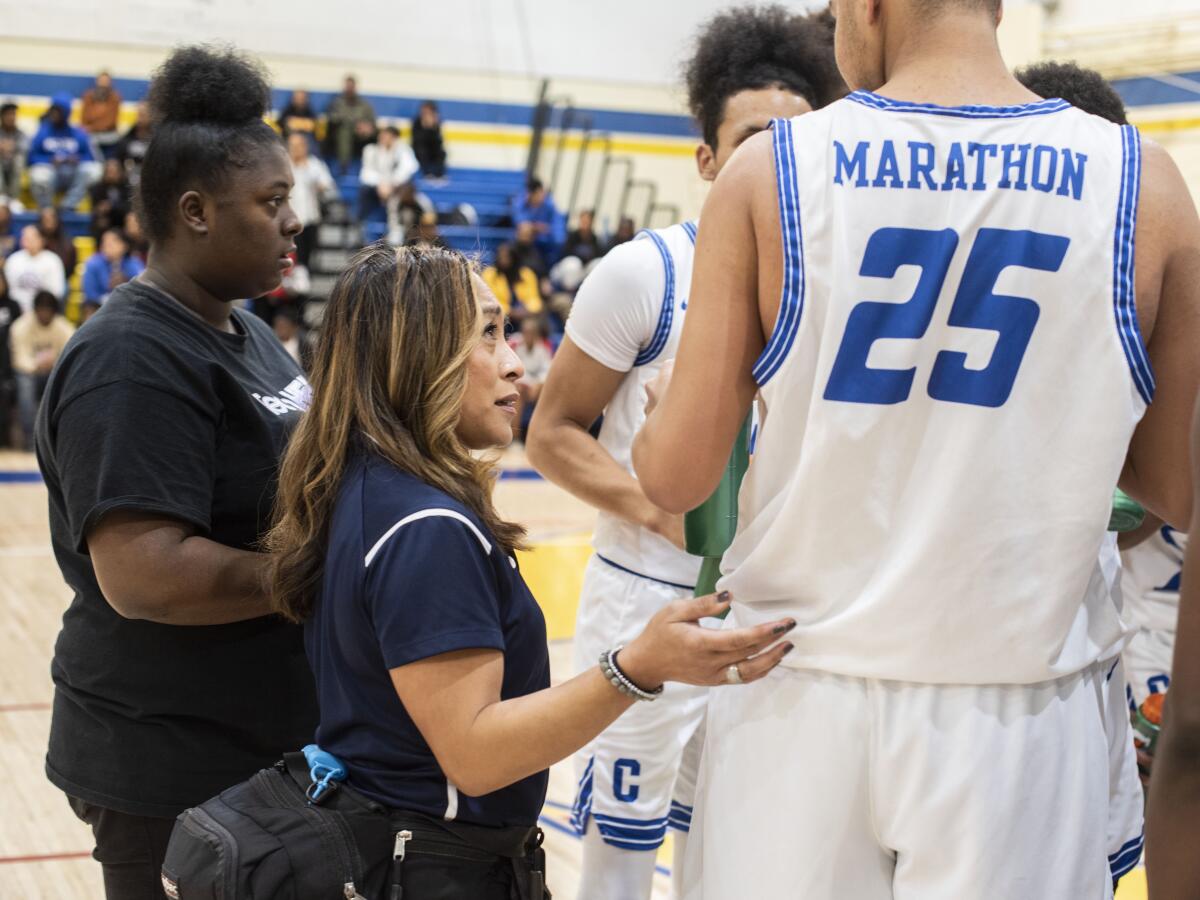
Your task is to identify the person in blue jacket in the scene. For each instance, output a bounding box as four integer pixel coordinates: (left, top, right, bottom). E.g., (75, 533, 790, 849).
(28, 93, 101, 210)
(81, 227, 144, 307)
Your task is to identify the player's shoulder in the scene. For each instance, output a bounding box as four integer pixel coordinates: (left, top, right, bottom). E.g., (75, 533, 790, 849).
(575, 233, 669, 301)
(348, 454, 496, 566)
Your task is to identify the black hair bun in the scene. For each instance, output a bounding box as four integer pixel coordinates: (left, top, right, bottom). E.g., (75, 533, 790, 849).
(147, 44, 271, 126)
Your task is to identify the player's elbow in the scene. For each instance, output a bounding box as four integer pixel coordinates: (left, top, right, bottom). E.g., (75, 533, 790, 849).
(1144, 475, 1193, 532)
(523, 408, 553, 474)
(634, 449, 711, 514)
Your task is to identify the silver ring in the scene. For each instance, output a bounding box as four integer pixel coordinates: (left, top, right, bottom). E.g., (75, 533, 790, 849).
(724, 664, 744, 685)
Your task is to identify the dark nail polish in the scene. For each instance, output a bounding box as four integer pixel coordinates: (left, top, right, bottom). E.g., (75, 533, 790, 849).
(717, 591, 731, 603)
(772, 623, 789, 635)
(782, 643, 795, 655)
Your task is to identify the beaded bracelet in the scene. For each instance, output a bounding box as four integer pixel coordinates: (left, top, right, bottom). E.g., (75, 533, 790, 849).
(599, 646, 663, 702)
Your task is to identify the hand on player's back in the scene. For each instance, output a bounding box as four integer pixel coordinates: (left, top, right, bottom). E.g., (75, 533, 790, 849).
(617, 592, 794, 690)
(643, 358, 673, 417)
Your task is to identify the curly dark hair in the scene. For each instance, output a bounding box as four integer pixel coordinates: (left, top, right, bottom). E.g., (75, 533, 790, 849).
(684, 5, 844, 149)
(136, 45, 282, 242)
(1015, 60, 1128, 126)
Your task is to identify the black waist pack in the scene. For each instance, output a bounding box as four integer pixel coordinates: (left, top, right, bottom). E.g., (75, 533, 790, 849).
(161, 752, 551, 899)
(160, 752, 393, 899)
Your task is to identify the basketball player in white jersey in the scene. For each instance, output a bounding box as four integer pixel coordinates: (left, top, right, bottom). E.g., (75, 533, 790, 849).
(634, 0, 1200, 896)
(1120, 517, 1186, 708)
(526, 9, 842, 897)
(1016, 59, 1147, 887)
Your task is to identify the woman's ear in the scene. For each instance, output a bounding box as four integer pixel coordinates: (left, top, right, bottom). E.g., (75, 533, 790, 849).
(177, 190, 210, 237)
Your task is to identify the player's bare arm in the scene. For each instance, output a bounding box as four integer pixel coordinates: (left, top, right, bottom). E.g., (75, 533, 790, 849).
(1145, 396, 1200, 899)
(526, 337, 683, 548)
(1121, 140, 1200, 530)
(633, 131, 777, 513)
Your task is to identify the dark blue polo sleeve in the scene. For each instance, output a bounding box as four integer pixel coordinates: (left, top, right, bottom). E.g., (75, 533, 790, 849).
(363, 512, 506, 669)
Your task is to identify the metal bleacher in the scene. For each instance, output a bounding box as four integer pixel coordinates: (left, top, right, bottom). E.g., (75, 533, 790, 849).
(306, 164, 525, 311)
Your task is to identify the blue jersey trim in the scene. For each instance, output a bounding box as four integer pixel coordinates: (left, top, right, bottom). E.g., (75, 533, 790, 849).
(595, 554, 695, 591)
(681, 220, 698, 245)
(633, 229, 676, 367)
(752, 117, 806, 386)
(1109, 832, 1144, 880)
(847, 90, 1071, 119)
(1113, 125, 1155, 406)
(593, 812, 670, 851)
(570, 757, 594, 834)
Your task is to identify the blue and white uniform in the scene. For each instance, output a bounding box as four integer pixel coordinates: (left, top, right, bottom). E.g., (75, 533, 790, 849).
(688, 94, 1152, 899)
(563, 222, 705, 894)
(1122, 526, 1186, 706)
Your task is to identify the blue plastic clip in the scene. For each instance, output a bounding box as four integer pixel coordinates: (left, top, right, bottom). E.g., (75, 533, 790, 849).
(302, 743, 348, 804)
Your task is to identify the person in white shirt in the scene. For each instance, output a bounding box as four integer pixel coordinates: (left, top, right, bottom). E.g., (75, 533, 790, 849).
(11, 289, 73, 447)
(513, 316, 552, 437)
(5, 225, 66, 313)
(525, 8, 842, 897)
(286, 132, 336, 270)
(358, 125, 420, 228)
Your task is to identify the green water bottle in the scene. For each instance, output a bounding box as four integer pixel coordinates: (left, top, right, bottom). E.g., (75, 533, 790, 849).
(1109, 488, 1146, 533)
(684, 415, 752, 598)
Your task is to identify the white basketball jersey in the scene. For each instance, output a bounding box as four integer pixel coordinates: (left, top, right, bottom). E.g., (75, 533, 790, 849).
(573, 221, 701, 587)
(720, 93, 1151, 684)
(1121, 527, 1185, 635)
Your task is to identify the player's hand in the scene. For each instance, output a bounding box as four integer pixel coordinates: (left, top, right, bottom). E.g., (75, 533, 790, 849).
(617, 592, 794, 690)
(1137, 746, 1154, 787)
(643, 359, 673, 416)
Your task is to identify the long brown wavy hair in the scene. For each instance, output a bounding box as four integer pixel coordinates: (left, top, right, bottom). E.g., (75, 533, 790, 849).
(266, 242, 526, 623)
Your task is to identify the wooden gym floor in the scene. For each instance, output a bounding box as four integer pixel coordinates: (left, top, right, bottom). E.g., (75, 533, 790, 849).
(0, 448, 1147, 898)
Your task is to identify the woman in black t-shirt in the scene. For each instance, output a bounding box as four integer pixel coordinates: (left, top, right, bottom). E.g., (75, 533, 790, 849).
(35, 47, 317, 899)
(265, 244, 796, 897)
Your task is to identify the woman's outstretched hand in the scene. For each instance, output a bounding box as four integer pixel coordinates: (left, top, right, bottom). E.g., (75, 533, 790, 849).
(616, 592, 794, 690)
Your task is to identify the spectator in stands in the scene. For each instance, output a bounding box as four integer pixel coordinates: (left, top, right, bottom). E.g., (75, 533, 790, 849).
(411, 100, 447, 179)
(563, 208, 603, 265)
(0, 269, 19, 447)
(287, 132, 336, 269)
(115, 101, 153, 186)
(606, 215, 636, 253)
(394, 181, 435, 237)
(0, 205, 15, 257)
(28, 94, 102, 210)
(514, 177, 562, 261)
(403, 210, 447, 249)
(5, 225, 65, 312)
(83, 228, 144, 307)
(272, 306, 306, 369)
(482, 242, 542, 325)
(11, 289, 73, 448)
(88, 157, 133, 238)
(358, 124, 419, 223)
(514, 315, 552, 437)
(513, 219, 549, 283)
(278, 89, 320, 153)
(323, 75, 375, 173)
(0, 102, 28, 205)
(80, 71, 122, 156)
(38, 206, 77, 285)
(122, 210, 148, 263)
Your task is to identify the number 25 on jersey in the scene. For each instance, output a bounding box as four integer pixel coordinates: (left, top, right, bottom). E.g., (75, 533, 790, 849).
(824, 226, 1070, 408)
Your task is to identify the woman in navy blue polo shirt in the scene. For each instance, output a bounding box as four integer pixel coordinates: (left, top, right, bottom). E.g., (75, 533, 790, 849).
(265, 243, 795, 896)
